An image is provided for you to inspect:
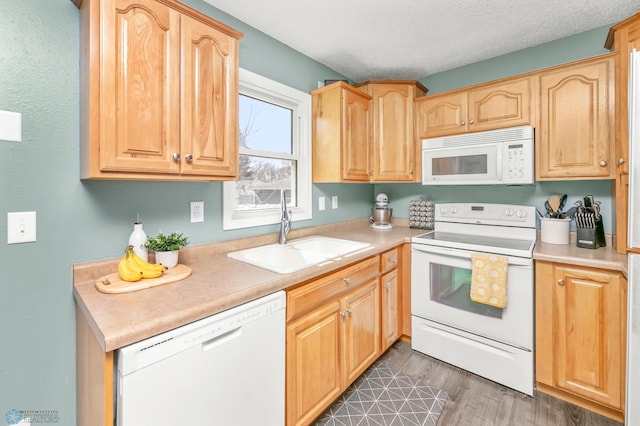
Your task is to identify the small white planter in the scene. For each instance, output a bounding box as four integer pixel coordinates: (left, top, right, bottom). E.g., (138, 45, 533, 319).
(154, 250, 179, 268)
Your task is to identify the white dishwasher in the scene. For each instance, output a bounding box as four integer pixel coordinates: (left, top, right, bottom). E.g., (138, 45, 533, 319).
(116, 291, 286, 426)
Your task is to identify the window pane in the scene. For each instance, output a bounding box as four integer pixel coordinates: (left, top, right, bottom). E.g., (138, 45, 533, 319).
(239, 95, 292, 154)
(236, 155, 297, 210)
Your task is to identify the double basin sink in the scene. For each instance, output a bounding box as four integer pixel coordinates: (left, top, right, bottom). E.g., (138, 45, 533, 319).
(227, 236, 371, 274)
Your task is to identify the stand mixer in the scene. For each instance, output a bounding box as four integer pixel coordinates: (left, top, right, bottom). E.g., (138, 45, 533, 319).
(370, 193, 393, 229)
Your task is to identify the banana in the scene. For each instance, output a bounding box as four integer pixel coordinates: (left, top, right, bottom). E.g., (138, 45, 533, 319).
(125, 246, 166, 279)
(118, 256, 143, 282)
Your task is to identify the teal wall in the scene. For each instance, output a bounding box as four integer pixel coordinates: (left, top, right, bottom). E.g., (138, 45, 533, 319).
(376, 24, 615, 233)
(0, 1, 617, 423)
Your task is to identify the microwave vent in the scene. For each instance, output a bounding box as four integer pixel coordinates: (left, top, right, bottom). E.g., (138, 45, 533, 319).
(425, 126, 533, 148)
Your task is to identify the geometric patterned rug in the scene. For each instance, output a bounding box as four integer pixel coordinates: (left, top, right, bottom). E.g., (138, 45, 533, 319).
(314, 361, 449, 426)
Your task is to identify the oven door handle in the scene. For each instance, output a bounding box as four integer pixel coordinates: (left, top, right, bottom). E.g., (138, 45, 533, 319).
(411, 244, 533, 267)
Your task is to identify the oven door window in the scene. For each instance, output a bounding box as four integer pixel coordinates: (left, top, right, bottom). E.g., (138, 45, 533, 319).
(430, 263, 502, 318)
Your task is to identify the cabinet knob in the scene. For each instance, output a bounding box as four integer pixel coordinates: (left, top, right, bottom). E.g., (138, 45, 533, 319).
(409, 169, 413, 175)
(343, 277, 351, 285)
(185, 154, 193, 162)
(390, 259, 397, 264)
(557, 279, 564, 286)
(599, 160, 607, 167)
(346, 308, 352, 315)
(384, 284, 390, 290)
(469, 119, 474, 124)
(172, 152, 180, 160)
(340, 311, 347, 318)
(618, 158, 626, 165)
(460, 120, 466, 126)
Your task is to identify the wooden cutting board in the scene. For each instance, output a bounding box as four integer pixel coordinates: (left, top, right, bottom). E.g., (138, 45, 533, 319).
(95, 264, 192, 294)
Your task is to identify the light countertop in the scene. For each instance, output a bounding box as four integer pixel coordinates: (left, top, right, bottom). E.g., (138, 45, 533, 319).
(73, 219, 426, 352)
(74, 220, 628, 353)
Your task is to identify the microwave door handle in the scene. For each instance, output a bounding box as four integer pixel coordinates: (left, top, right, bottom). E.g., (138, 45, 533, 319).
(496, 144, 503, 182)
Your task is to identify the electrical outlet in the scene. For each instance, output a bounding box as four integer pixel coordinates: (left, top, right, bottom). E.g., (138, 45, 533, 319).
(190, 201, 204, 223)
(331, 196, 338, 209)
(7, 211, 36, 244)
(318, 196, 325, 211)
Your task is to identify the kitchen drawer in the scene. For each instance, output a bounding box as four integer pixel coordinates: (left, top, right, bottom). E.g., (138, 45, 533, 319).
(381, 247, 399, 274)
(287, 256, 380, 321)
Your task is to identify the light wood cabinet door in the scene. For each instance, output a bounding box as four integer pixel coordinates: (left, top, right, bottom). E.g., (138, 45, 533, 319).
(286, 300, 342, 426)
(311, 82, 371, 182)
(416, 77, 531, 138)
(536, 261, 626, 421)
(341, 279, 381, 389)
(552, 265, 623, 408)
(381, 269, 400, 351)
(101, 0, 181, 174)
(537, 55, 615, 179)
(366, 83, 423, 181)
(467, 77, 532, 132)
(342, 89, 372, 181)
(180, 14, 238, 177)
(415, 91, 467, 138)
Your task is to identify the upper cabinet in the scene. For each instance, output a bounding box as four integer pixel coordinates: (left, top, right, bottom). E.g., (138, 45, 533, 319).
(416, 76, 532, 138)
(311, 80, 425, 183)
(536, 54, 615, 180)
(356, 81, 427, 182)
(606, 13, 640, 253)
(311, 82, 372, 182)
(78, 0, 242, 180)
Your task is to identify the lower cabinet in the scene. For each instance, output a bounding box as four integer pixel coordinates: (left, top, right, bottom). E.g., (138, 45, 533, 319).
(535, 261, 627, 422)
(285, 256, 381, 426)
(381, 247, 400, 351)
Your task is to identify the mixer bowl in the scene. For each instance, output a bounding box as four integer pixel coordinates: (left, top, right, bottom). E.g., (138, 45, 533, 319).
(371, 207, 392, 225)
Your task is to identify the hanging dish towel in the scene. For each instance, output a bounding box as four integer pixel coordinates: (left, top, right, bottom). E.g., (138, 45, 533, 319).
(470, 253, 508, 308)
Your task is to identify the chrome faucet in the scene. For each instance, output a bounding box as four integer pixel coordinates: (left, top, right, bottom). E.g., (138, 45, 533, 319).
(279, 190, 292, 245)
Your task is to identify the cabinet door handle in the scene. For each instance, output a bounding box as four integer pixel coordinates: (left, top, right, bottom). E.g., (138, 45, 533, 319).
(460, 120, 466, 126)
(185, 154, 193, 162)
(390, 259, 397, 264)
(346, 308, 352, 315)
(618, 158, 626, 165)
(343, 277, 351, 285)
(557, 279, 564, 286)
(469, 119, 474, 124)
(384, 284, 390, 290)
(340, 311, 347, 318)
(172, 152, 180, 160)
(599, 160, 607, 167)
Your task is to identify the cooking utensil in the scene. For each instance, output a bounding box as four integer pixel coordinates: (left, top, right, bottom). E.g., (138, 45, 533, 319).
(544, 201, 554, 217)
(548, 195, 561, 213)
(558, 194, 568, 212)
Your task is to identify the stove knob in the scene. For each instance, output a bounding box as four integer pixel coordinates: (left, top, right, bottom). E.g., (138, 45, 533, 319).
(516, 209, 526, 218)
(504, 208, 514, 216)
(450, 206, 458, 214)
(440, 207, 448, 214)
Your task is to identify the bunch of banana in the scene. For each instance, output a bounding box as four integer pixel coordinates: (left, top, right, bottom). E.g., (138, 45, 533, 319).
(117, 245, 167, 282)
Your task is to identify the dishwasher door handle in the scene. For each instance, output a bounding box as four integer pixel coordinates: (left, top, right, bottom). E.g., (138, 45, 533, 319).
(201, 327, 242, 352)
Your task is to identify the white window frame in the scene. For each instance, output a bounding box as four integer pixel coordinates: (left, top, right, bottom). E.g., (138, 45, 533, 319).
(223, 68, 312, 230)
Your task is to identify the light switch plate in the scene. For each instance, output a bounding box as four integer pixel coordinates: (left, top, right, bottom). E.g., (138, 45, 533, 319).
(7, 211, 36, 244)
(0, 110, 22, 142)
(331, 196, 338, 209)
(318, 196, 325, 211)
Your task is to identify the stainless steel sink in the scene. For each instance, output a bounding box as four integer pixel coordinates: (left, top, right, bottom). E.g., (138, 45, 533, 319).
(227, 236, 371, 274)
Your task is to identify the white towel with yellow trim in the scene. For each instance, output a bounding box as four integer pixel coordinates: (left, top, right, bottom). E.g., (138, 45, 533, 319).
(470, 253, 508, 308)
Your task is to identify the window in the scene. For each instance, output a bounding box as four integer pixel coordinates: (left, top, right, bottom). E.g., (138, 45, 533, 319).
(223, 69, 312, 230)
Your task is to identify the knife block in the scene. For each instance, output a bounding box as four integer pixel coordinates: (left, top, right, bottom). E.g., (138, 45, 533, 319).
(576, 227, 598, 249)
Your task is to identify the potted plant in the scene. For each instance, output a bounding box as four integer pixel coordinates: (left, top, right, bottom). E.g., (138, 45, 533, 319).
(144, 232, 189, 268)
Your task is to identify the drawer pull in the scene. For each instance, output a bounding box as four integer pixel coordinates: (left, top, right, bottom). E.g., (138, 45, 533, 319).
(343, 277, 351, 285)
(390, 259, 397, 264)
(557, 279, 564, 286)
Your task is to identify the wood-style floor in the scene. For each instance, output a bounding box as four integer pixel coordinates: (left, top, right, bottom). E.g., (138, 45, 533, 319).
(378, 340, 622, 426)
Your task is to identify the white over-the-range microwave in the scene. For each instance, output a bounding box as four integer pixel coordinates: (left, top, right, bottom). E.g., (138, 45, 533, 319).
(422, 125, 534, 185)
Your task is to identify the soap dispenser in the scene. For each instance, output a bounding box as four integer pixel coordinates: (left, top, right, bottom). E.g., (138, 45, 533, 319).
(128, 215, 148, 261)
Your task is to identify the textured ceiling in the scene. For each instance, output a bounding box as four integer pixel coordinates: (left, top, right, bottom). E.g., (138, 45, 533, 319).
(203, 0, 640, 82)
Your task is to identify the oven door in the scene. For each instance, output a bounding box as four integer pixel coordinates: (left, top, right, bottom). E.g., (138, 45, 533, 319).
(411, 243, 533, 350)
(422, 143, 500, 185)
